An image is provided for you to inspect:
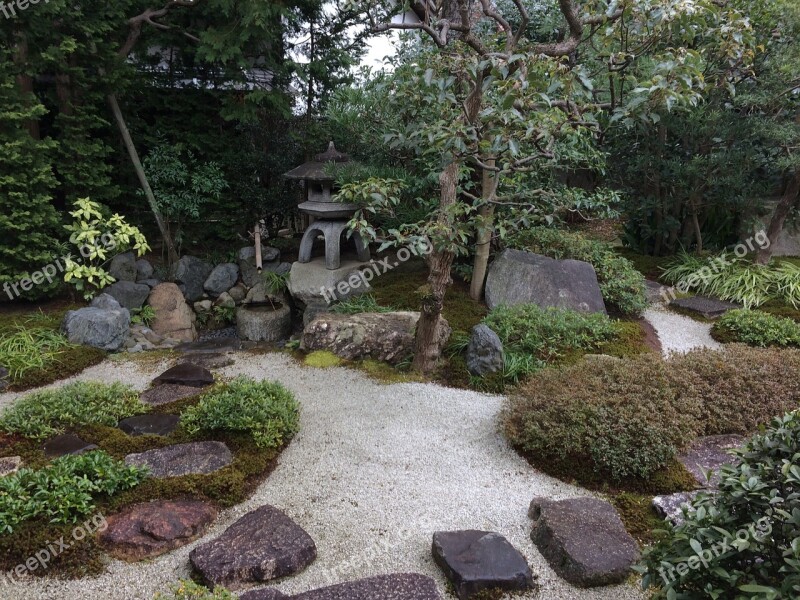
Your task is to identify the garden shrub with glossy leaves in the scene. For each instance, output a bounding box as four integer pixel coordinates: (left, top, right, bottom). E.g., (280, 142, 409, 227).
(712, 309, 800, 347)
(181, 376, 299, 449)
(639, 411, 800, 599)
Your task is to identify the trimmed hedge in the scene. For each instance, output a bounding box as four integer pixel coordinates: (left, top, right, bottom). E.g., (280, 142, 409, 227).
(712, 308, 800, 347)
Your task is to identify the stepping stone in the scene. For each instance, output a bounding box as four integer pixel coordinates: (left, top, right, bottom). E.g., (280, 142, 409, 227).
(0, 456, 22, 477)
(176, 337, 242, 354)
(124, 441, 232, 478)
(153, 363, 214, 387)
(190, 505, 317, 590)
(240, 574, 442, 600)
(118, 414, 180, 437)
(140, 384, 202, 406)
(529, 497, 640, 588)
(669, 296, 740, 319)
(432, 530, 534, 599)
(99, 500, 218, 561)
(43, 434, 99, 458)
(678, 434, 744, 488)
(183, 353, 235, 370)
(652, 491, 700, 525)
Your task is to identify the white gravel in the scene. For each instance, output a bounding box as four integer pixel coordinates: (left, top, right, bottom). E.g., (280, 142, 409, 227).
(643, 305, 722, 356)
(0, 353, 646, 600)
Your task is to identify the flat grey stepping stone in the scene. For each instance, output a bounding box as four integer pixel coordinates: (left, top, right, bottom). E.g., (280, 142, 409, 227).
(652, 491, 700, 525)
(153, 363, 214, 387)
(140, 384, 202, 406)
(670, 295, 740, 319)
(118, 414, 180, 437)
(124, 441, 232, 478)
(240, 574, 442, 600)
(183, 353, 235, 370)
(432, 530, 533, 599)
(190, 504, 316, 590)
(43, 434, 99, 458)
(99, 499, 218, 561)
(0, 456, 22, 477)
(529, 497, 640, 587)
(678, 434, 743, 488)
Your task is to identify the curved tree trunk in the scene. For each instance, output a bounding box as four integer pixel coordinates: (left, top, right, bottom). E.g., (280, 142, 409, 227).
(470, 160, 497, 300)
(756, 168, 800, 265)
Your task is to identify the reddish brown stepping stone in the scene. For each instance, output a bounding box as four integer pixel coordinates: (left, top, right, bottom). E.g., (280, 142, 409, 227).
(100, 500, 218, 561)
(153, 363, 214, 387)
(140, 384, 202, 406)
(43, 434, 98, 458)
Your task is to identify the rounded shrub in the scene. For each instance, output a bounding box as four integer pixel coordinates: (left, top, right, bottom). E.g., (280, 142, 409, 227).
(712, 308, 800, 347)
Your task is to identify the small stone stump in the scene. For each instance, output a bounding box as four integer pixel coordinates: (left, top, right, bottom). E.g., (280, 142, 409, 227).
(124, 441, 232, 478)
(432, 530, 534, 599)
(190, 504, 316, 590)
(236, 304, 292, 342)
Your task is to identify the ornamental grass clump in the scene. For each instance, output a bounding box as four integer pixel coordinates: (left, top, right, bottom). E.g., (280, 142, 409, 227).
(181, 377, 299, 449)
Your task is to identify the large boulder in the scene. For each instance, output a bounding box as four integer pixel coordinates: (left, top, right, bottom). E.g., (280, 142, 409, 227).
(302, 312, 450, 365)
(174, 256, 213, 302)
(124, 441, 233, 478)
(148, 283, 197, 342)
(288, 258, 370, 307)
(204, 263, 239, 298)
(240, 574, 443, 600)
(104, 281, 151, 310)
(109, 251, 137, 282)
(190, 504, 317, 590)
(485, 249, 606, 314)
(529, 497, 639, 587)
(239, 245, 281, 287)
(465, 324, 504, 376)
(62, 294, 130, 351)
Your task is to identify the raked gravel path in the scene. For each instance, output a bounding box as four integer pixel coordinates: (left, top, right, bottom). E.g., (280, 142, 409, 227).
(0, 353, 646, 600)
(644, 304, 723, 356)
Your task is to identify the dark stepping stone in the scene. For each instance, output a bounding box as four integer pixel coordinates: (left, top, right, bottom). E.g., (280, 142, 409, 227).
(240, 574, 442, 600)
(43, 434, 99, 458)
(153, 363, 214, 387)
(529, 497, 640, 587)
(176, 337, 242, 354)
(183, 353, 235, 370)
(432, 530, 533, 599)
(124, 441, 232, 478)
(99, 500, 218, 561)
(190, 505, 316, 591)
(652, 491, 700, 525)
(678, 434, 743, 488)
(670, 295, 740, 319)
(118, 414, 180, 437)
(140, 384, 202, 406)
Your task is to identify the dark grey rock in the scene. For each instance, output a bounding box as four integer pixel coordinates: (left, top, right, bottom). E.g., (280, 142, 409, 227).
(138, 278, 162, 289)
(43, 434, 99, 458)
(140, 384, 203, 406)
(485, 249, 607, 314)
(652, 491, 700, 525)
(465, 324, 504, 377)
(62, 295, 130, 351)
(678, 434, 744, 488)
(105, 281, 151, 310)
(302, 302, 332, 327)
(239, 246, 281, 287)
(109, 252, 137, 282)
(174, 256, 214, 302)
(124, 441, 232, 478)
(136, 259, 154, 281)
(241, 574, 443, 600)
(118, 414, 180, 437)
(529, 497, 640, 587)
(432, 531, 533, 599)
(264, 262, 292, 276)
(190, 504, 316, 590)
(669, 296, 740, 319)
(204, 263, 239, 298)
(153, 363, 214, 387)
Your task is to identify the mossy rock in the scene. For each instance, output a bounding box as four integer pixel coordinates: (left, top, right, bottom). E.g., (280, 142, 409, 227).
(304, 350, 343, 368)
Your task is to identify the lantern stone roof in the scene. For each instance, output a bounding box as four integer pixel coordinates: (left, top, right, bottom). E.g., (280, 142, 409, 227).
(284, 141, 350, 182)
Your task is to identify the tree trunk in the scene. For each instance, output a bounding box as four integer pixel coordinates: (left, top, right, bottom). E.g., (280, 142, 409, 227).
(756, 168, 800, 265)
(470, 160, 497, 300)
(107, 92, 179, 266)
(12, 31, 39, 139)
(412, 161, 459, 373)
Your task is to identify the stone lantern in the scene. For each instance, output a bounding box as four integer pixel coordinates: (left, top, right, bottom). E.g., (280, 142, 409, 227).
(284, 142, 370, 270)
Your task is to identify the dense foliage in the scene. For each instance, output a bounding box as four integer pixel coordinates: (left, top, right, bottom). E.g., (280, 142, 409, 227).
(182, 377, 300, 449)
(0, 451, 147, 534)
(156, 580, 233, 600)
(713, 309, 800, 348)
(510, 227, 648, 314)
(639, 411, 800, 599)
(503, 346, 800, 480)
(0, 382, 146, 439)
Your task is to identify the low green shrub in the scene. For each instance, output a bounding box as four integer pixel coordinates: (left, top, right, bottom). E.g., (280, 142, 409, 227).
(503, 346, 800, 481)
(712, 309, 800, 347)
(639, 411, 800, 599)
(509, 227, 648, 315)
(156, 580, 234, 600)
(0, 381, 146, 439)
(181, 377, 300, 449)
(0, 451, 148, 534)
(483, 304, 618, 382)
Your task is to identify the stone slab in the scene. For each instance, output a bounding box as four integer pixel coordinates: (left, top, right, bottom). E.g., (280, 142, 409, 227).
(43, 434, 99, 458)
(118, 414, 180, 437)
(140, 384, 202, 406)
(670, 296, 741, 319)
(124, 441, 232, 478)
(678, 434, 744, 488)
(153, 363, 214, 387)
